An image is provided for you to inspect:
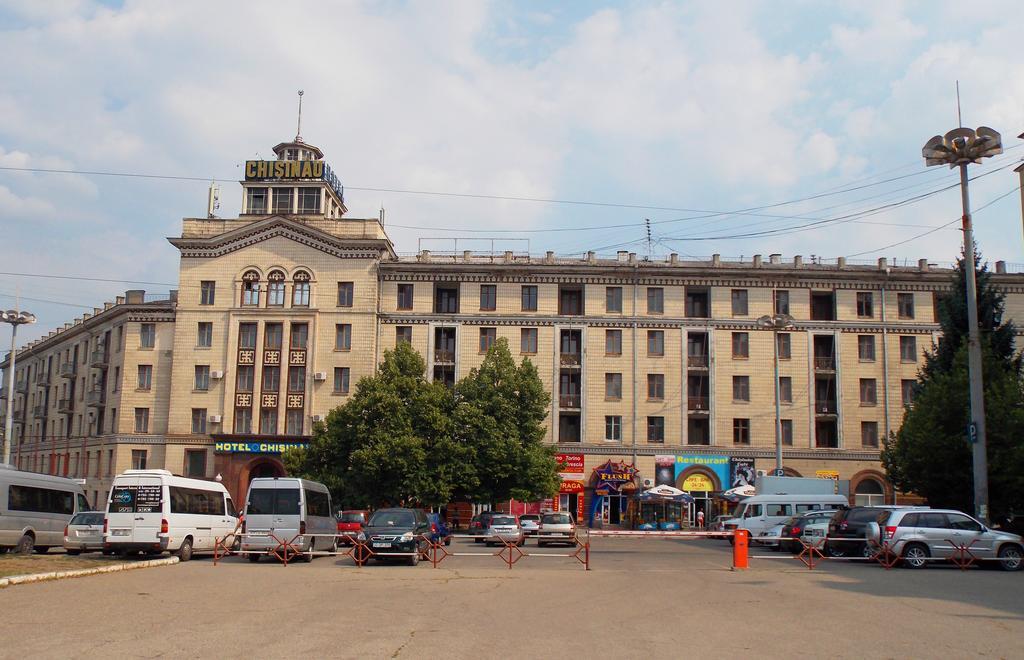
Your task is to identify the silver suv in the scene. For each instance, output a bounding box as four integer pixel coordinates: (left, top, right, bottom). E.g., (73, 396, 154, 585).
(875, 509, 1023, 571)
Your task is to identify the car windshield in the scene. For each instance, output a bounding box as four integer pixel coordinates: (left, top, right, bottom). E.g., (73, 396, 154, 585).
(247, 488, 301, 516)
(369, 511, 415, 527)
(71, 512, 105, 525)
(850, 508, 883, 523)
(782, 517, 800, 526)
(339, 512, 364, 523)
(520, 515, 540, 521)
(492, 516, 517, 525)
(543, 514, 573, 525)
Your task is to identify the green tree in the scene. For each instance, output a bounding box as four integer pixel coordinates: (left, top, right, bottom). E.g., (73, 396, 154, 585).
(882, 253, 1024, 519)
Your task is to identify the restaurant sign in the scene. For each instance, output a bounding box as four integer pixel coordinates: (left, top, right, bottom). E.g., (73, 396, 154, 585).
(555, 452, 585, 478)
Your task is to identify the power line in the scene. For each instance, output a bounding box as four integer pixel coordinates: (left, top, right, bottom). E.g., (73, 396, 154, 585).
(0, 271, 176, 287)
(0, 292, 95, 310)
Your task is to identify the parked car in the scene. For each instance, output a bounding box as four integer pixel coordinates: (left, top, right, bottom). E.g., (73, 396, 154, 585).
(336, 510, 369, 545)
(826, 506, 925, 558)
(358, 508, 432, 566)
(710, 514, 733, 533)
(537, 512, 576, 547)
(1, 464, 91, 554)
(724, 494, 850, 543)
(484, 514, 524, 547)
(875, 509, 1023, 571)
(519, 513, 541, 537)
(758, 519, 792, 549)
(780, 510, 841, 553)
(470, 511, 500, 543)
(427, 512, 452, 546)
(63, 511, 106, 555)
(242, 478, 336, 563)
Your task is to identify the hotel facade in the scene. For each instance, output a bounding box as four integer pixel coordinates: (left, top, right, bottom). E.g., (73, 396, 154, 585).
(4, 136, 1023, 525)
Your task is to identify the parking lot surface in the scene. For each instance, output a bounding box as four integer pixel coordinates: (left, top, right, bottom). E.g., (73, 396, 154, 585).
(1, 536, 1021, 658)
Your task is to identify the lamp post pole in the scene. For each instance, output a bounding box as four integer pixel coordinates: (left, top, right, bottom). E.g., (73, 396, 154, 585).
(2, 309, 37, 466)
(757, 313, 794, 474)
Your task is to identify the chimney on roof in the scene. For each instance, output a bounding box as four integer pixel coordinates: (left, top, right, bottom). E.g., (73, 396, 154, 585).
(712, 254, 721, 267)
(617, 251, 629, 262)
(669, 253, 679, 265)
(463, 250, 472, 262)
(794, 255, 803, 268)
(995, 260, 1006, 274)
(752, 254, 762, 268)
(586, 251, 596, 264)
(877, 258, 888, 270)
(419, 250, 431, 263)
(169, 290, 179, 304)
(769, 253, 781, 265)
(837, 257, 846, 268)
(628, 252, 637, 265)
(918, 259, 930, 272)
(545, 251, 555, 264)
(116, 296, 125, 305)
(125, 290, 145, 304)
(504, 251, 513, 263)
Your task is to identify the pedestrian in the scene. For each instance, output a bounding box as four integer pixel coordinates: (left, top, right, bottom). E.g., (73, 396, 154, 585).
(696, 509, 705, 530)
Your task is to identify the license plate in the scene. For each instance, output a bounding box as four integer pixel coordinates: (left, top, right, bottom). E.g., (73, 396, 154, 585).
(372, 542, 390, 548)
(248, 531, 269, 537)
(111, 529, 130, 536)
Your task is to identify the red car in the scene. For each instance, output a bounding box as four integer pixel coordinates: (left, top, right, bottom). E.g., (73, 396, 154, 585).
(336, 510, 369, 545)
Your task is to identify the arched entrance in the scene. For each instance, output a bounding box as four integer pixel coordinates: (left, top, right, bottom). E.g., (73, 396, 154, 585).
(249, 460, 285, 481)
(233, 457, 286, 506)
(854, 477, 885, 506)
(676, 467, 721, 526)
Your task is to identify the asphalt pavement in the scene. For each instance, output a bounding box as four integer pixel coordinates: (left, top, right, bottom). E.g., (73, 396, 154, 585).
(1, 536, 1021, 658)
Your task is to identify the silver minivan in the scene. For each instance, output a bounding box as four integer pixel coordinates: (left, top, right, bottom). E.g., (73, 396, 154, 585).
(242, 478, 336, 562)
(876, 509, 1023, 571)
(0, 464, 90, 554)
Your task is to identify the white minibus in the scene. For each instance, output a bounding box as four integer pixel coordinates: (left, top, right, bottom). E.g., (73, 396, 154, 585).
(0, 464, 91, 554)
(725, 493, 849, 540)
(242, 477, 336, 562)
(104, 469, 238, 561)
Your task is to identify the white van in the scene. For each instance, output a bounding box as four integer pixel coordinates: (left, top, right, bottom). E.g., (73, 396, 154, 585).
(104, 469, 238, 561)
(0, 464, 91, 554)
(725, 493, 849, 540)
(242, 478, 336, 562)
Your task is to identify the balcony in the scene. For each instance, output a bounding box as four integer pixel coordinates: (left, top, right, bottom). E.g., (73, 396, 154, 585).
(559, 352, 582, 367)
(815, 400, 837, 415)
(10, 409, 24, 423)
(35, 371, 50, 386)
(57, 398, 74, 414)
(32, 404, 47, 418)
(0, 386, 6, 400)
(813, 356, 836, 371)
(558, 394, 581, 409)
(433, 349, 455, 365)
(687, 396, 710, 412)
(687, 355, 709, 369)
(86, 389, 106, 408)
(15, 380, 28, 394)
(90, 349, 109, 368)
(59, 362, 77, 379)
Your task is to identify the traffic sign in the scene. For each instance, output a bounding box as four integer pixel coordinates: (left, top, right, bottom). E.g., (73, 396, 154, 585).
(968, 422, 978, 444)
(773, 468, 786, 477)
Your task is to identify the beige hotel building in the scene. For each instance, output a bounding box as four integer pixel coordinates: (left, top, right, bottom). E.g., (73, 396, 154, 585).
(3, 135, 1023, 524)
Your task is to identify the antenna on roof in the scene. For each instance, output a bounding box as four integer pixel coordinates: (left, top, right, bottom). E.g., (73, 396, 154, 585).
(296, 90, 305, 142)
(644, 218, 652, 261)
(955, 80, 962, 128)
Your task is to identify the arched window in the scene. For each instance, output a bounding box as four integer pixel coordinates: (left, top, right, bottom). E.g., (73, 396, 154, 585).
(854, 478, 885, 506)
(241, 271, 261, 306)
(292, 271, 311, 307)
(267, 270, 286, 307)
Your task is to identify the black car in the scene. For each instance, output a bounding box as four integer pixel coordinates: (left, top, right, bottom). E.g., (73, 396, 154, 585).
(469, 511, 501, 543)
(359, 508, 432, 566)
(826, 507, 897, 557)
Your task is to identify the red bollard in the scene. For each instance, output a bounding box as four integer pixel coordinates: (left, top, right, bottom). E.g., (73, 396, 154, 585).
(733, 530, 749, 570)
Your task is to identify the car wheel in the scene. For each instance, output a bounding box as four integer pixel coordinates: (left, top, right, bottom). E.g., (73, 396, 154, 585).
(33, 546, 50, 555)
(301, 539, 314, 563)
(408, 546, 420, 566)
(861, 543, 878, 559)
(248, 553, 261, 563)
(826, 542, 848, 558)
(445, 537, 451, 547)
(176, 538, 194, 562)
(474, 538, 482, 544)
(997, 544, 1023, 572)
(66, 549, 81, 556)
(15, 535, 35, 554)
(538, 541, 546, 548)
(901, 543, 929, 569)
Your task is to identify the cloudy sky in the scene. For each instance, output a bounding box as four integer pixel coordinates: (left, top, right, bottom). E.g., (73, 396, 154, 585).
(1, 0, 1023, 344)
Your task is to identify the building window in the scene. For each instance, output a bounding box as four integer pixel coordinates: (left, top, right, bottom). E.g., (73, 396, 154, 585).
(194, 365, 210, 391)
(606, 329, 622, 356)
(140, 323, 155, 349)
(397, 284, 414, 310)
(774, 290, 790, 316)
(246, 187, 268, 214)
(200, 281, 216, 305)
(779, 376, 792, 403)
(520, 328, 538, 354)
(860, 378, 877, 405)
(781, 419, 793, 445)
(260, 408, 278, 435)
(197, 322, 213, 348)
(732, 375, 750, 402)
(731, 289, 749, 316)
(898, 293, 915, 319)
(434, 285, 459, 313)
(776, 333, 791, 360)
(606, 287, 622, 313)
(239, 322, 258, 349)
(267, 271, 286, 306)
(901, 379, 916, 406)
(290, 323, 308, 350)
(856, 292, 874, 318)
(861, 421, 879, 448)
(185, 449, 206, 478)
(395, 326, 412, 344)
(480, 285, 497, 311)
(234, 408, 252, 434)
(288, 367, 306, 392)
(334, 367, 350, 394)
(647, 287, 664, 314)
(136, 365, 152, 390)
(236, 366, 254, 393)
(337, 323, 354, 349)
(858, 335, 875, 361)
(332, 282, 353, 308)
(479, 327, 496, 353)
(605, 373, 622, 400)
(260, 323, 281, 350)
(131, 449, 148, 470)
(292, 271, 311, 307)
(521, 285, 538, 312)
(116, 325, 123, 351)
(605, 416, 622, 441)
(134, 408, 149, 434)
(297, 187, 320, 214)
(285, 410, 303, 436)
(272, 187, 293, 214)
(733, 418, 750, 445)
(559, 285, 584, 315)
(262, 366, 280, 391)
(191, 409, 207, 434)
(732, 332, 749, 359)
(242, 271, 261, 306)
(899, 336, 917, 362)
(647, 330, 664, 357)
(648, 374, 665, 400)
(647, 416, 665, 443)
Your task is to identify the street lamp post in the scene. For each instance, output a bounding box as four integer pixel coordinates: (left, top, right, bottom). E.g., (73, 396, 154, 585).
(756, 313, 795, 474)
(2, 309, 37, 466)
(922, 126, 1003, 524)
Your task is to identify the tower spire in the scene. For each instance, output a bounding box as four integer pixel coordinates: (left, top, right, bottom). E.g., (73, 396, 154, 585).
(296, 90, 304, 142)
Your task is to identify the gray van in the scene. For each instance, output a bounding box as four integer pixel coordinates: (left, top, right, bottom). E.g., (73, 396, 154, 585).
(0, 464, 90, 553)
(242, 478, 336, 562)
